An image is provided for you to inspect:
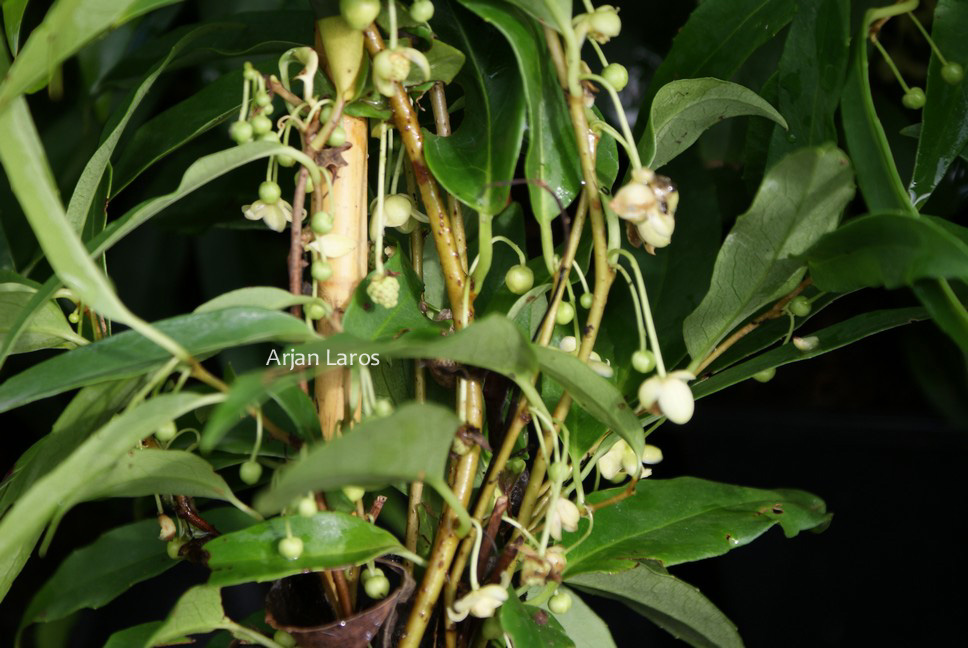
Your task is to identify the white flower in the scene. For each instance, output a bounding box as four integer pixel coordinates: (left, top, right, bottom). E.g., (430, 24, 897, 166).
(609, 179, 657, 224)
(306, 234, 357, 259)
(558, 336, 578, 353)
(638, 371, 695, 425)
(610, 169, 680, 251)
(793, 336, 819, 352)
(448, 584, 508, 621)
(635, 211, 676, 249)
(242, 199, 295, 232)
(587, 351, 613, 378)
(641, 444, 664, 465)
(598, 439, 638, 481)
(547, 497, 581, 540)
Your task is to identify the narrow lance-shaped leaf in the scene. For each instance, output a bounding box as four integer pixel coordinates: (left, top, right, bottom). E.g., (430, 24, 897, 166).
(563, 477, 830, 577)
(423, 0, 526, 215)
(2, 0, 28, 55)
(195, 286, 328, 314)
(500, 0, 570, 31)
(638, 78, 787, 171)
(569, 564, 743, 648)
(148, 585, 229, 645)
(539, 587, 617, 648)
(462, 0, 581, 223)
(683, 146, 855, 364)
(0, 277, 85, 353)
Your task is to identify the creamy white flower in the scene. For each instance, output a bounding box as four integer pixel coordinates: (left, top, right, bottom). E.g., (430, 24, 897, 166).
(547, 497, 581, 540)
(610, 181, 657, 224)
(635, 210, 676, 249)
(638, 371, 695, 425)
(448, 584, 508, 621)
(242, 199, 294, 232)
(793, 336, 819, 352)
(588, 351, 614, 378)
(306, 234, 357, 259)
(641, 444, 664, 465)
(558, 336, 578, 353)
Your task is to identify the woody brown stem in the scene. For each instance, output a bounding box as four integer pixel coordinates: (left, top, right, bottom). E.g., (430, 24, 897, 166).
(429, 81, 468, 272)
(289, 167, 308, 320)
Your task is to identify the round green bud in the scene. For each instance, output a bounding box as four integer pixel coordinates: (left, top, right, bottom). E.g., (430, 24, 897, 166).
(373, 398, 394, 417)
(505, 264, 534, 295)
(68, 310, 80, 324)
(631, 349, 656, 374)
(255, 93, 272, 107)
(306, 303, 327, 320)
(902, 87, 926, 110)
(343, 485, 366, 502)
(155, 420, 178, 443)
(942, 62, 964, 85)
(259, 180, 282, 204)
(580, 292, 594, 309)
(506, 458, 526, 474)
(277, 153, 296, 168)
(262, 103, 275, 116)
(229, 120, 253, 144)
(297, 496, 318, 518)
(273, 629, 297, 648)
(602, 63, 629, 92)
(382, 194, 413, 226)
(556, 301, 575, 326)
(547, 461, 570, 483)
(340, 0, 381, 30)
(166, 538, 185, 560)
(311, 260, 333, 282)
(278, 536, 304, 560)
(788, 296, 812, 318)
(549, 591, 573, 615)
(753, 367, 776, 383)
(250, 113, 273, 136)
(311, 210, 334, 234)
(259, 131, 279, 142)
(411, 1, 435, 22)
(364, 572, 390, 599)
(243, 64, 259, 82)
(319, 104, 334, 124)
(589, 8, 622, 39)
(239, 460, 263, 485)
(328, 125, 347, 147)
(374, 49, 411, 83)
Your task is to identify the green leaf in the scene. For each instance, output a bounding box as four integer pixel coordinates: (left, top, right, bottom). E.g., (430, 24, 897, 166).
(500, 0, 569, 32)
(500, 589, 575, 648)
(2, 0, 28, 55)
(569, 564, 743, 648)
(766, 0, 850, 165)
(0, 140, 316, 372)
(423, 0, 526, 215)
(206, 512, 414, 587)
(104, 622, 167, 648)
(564, 478, 830, 576)
(640, 0, 796, 118)
(0, 392, 221, 595)
(0, 0, 182, 108)
(539, 587, 616, 648)
(75, 449, 256, 516)
(807, 213, 968, 291)
(422, 37, 466, 84)
(343, 251, 439, 340)
(909, 0, 968, 207)
(683, 146, 855, 363)
(254, 403, 460, 514)
(638, 78, 787, 170)
(0, 307, 316, 413)
(691, 309, 928, 397)
(0, 278, 85, 353)
(194, 286, 326, 313)
(462, 0, 581, 223)
(911, 281, 968, 355)
(148, 585, 228, 645)
(533, 346, 643, 461)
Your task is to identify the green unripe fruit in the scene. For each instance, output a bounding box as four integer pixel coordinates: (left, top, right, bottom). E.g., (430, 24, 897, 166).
(155, 420, 178, 443)
(229, 120, 253, 143)
(278, 536, 304, 560)
(902, 87, 926, 110)
(311, 260, 333, 282)
(580, 292, 594, 309)
(373, 398, 394, 417)
(311, 211, 334, 234)
(602, 63, 629, 92)
(364, 573, 390, 599)
(505, 264, 534, 295)
(327, 125, 347, 147)
(274, 630, 297, 648)
(259, 180, 282, 204)
(297, 496, 318, 518)
(547, 461, 570, 483)
(277, 154, 296, 167)
(556, 302, 575, 326)
(166, 539, 185, 560)
(250, 113, 273, 135)
(411, 0, 435, 22)
(631, 349, 656, 374)
(255, 93, 272, 107)
(341, 0, 381, 30)
(753, 367, 776, 383)
(788, 296, 812, 317)
(239, 460, 263, 485)
(942, 62, 964, 85)
(306, 303, 327, 320)
(319, 104, 334, 124)
(549, 591, 573, 615)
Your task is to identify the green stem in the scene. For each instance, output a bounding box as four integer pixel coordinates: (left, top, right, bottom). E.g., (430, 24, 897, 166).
(581, 73, 641, 170)
(608, 249, 666, 375)
(907, 11, 949, 64)
(872, 38, 911, 92)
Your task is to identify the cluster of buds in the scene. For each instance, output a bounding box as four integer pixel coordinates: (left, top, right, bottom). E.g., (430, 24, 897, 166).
(229, 62, 277, 145)
(520, 545, 567, 587)
(610, 168, 680, 253)
(366, 272, 401, 309)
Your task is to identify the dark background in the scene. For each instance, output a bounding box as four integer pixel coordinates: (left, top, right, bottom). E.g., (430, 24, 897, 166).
(2, 1, 967, 646)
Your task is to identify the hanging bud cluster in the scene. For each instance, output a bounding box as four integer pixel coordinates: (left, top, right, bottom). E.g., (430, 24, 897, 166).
(610, 168, 680, 253)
